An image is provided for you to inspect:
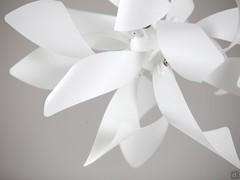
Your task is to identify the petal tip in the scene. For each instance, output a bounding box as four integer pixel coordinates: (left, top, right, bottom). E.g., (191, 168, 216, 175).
(43, 107, 52, 117)
(4, 13, 10, 24)
(44, 97, 56, 117)
(9, 65, 20, 80)
(83, 160, 91, 167)
(4, 6, 18, 25)
(44, 91, 73, 117)
(128, 162, 142, 168)
(83, 155, 96, 167)
(9, 66, 15, 77)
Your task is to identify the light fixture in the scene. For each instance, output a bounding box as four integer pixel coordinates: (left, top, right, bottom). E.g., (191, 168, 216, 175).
(5, 0, 240, 169)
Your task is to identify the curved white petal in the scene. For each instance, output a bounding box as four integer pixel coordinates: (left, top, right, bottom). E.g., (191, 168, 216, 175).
(214, 89, 228, 96)
(120, 75, 164, 168)
(44, 51, 148, 117)
(84, 79, 140, 166)
(153, 65, 240, 169)
(204, 127, 240, 167)
(225, 0, 240, 51)
(84, 32, 129, 51)
(198, 8, 239, 44)
(120, 117, 168, 168)
(85, 76, 167, 167)
(68, 9, 116, 35)
(10, 48, 78, 90)
(67, 9, 130, 51)
(5, 0, 93, 58)
(166, 0, 194, 22)
(108, 0, 120, 7)
(237, 76, 240, 88)
(205, 58, 240, 96)
(136, 75, 156, 118)
(115, 0, 170, 31)
(157, 22, 224, 82)
(153, 65, 212, 149)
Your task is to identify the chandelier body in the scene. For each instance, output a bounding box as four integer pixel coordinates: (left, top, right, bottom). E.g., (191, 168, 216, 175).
(4, 0, 240, 169)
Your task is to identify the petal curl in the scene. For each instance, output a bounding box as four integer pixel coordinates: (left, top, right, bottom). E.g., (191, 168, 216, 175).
(10, 48, 78, 90)
(5, 0, 93, 58)
(67, 9, 130, 51)
(84, 32, 129, 51)
(157, 22, 224, 82)
(120, 75, 165, 168)
(84, 79, 140, 166)
(153, 64, 240, 169)
(225, 0, 240, 51)
(120, 117, 168, 168)
(136, 75, 156, 118)
(85, 76, 168, 167)
(205, 58, 240, 96)
(115, 0, 170, 31)
(44, 51, 149, 117)
(68, 9, 116, 35)
(198, 8, 239, 45)
(166, 0, 194, 22)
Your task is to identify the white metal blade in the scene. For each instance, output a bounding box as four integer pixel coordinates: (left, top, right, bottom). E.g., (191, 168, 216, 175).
(205, 58, 240, 96)
(44, 51, 149, 117)
(166, 0, 194, 22)
(157, 22, 224, 82)
(153, 64, 240, 169)
(5, 0, 93, 58)
(10, 48, 78, 90)
(115, 0, 170, 31)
